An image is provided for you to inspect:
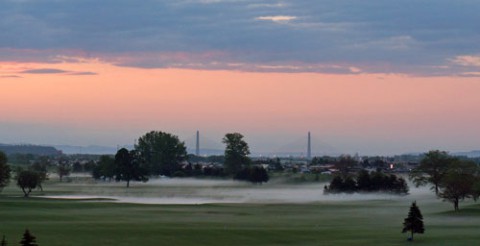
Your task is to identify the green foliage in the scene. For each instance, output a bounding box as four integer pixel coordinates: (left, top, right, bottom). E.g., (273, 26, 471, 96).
(16, 170, 41, 197)
(6, 153, 36, 166)
(114, 148, 148, 188)
(0, 151, 11, 191)
(410, 150, 454, 195)
(92, 155, 115, 180)
(402, 202, 425, 241)
(223, 133, 251, 175)
(412, 150, 480, 211)
(324, 170, 408, 194)
(234, 166, 269, 184)
(438, 159, 479, 211)
(29, 161, 48, 191)
(135, 131, 187, 176)
(20, 229, 38, 246)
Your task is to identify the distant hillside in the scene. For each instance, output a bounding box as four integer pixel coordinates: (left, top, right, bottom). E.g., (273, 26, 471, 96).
(0, 144, 62, 156)
(54, 145, 121, 155)
(454, 150, 480, 158)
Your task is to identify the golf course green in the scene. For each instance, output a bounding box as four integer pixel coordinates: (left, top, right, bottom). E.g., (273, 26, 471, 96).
(1, 177, 479, 245)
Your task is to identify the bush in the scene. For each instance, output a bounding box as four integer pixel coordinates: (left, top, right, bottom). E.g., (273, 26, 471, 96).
(324, 170, 408, 194)
(234, 166, 269, 184)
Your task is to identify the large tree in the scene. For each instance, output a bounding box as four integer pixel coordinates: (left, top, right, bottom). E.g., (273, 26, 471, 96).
(0, 151, 11, 191)
(16, 170, 41, 197)
(402, 202, 425, 241)
(115, 148, 148, 188)
(222, 133, 251, 175)
(410, 150, 454, 195)
(438, 159, 479, 211)
(135, 131, 187, 176)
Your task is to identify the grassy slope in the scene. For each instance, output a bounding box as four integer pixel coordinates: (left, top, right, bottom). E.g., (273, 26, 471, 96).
(1, 180, 480, 246)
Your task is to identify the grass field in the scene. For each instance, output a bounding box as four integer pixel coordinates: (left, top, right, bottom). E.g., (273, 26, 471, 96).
(1, 177, 480, 245)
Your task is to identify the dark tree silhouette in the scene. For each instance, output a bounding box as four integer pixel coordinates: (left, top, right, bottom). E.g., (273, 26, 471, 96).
(234, 166, 269, 184)
(16, 170, 41, 197)
(410, 150, 453, 195)
(135, 131, 187, 176)
(29, 161, 48, 191)
(438, 159, 479, 211)
(92, 155, 115, 181)
(20, 229, 38, 246)
(324, 171, 408, 194)
(0, 151, 11, 191)
(223, 133, 251, 175)
(115, 148, 148, 188)
(402, 202, 425, 241)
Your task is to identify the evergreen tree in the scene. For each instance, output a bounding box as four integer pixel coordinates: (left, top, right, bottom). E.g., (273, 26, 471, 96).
(19, 229, 38, 246)
(402, 202, 425, 241)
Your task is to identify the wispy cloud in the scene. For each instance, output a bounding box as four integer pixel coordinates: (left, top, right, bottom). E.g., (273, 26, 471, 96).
(256, 15, 297, 23)
(19, 68, 97, 76)
(248, 2, 286, 8)
(451, 55, 480, 67)
(67, 72, 97, 76)
(21, 68, 68, 74)
(0, 75, 22, 78)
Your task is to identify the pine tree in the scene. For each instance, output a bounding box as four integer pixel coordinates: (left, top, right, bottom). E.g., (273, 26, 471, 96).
(19, 229, 38, 246)
(402, 202, 425, 241)
(1, 235, 7, 246)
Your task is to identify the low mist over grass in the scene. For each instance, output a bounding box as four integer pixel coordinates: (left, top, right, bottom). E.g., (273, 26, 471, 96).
(1, 177, 479, 245)
(5, 177, 432, 205)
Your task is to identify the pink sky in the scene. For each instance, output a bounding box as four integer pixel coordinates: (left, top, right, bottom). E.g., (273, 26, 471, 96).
(1, 60, 480, 155)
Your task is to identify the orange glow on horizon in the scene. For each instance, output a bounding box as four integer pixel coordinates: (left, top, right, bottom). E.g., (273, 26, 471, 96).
(2, 60, 480, 153)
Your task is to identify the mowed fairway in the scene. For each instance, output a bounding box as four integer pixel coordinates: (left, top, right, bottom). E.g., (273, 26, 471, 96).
(1, 178, 480, 246)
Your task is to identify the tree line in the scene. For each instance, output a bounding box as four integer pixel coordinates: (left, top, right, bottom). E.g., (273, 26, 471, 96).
(90, 131, 269, 187)
(0, 131, 268, 197)
(324, 170, 409, 194)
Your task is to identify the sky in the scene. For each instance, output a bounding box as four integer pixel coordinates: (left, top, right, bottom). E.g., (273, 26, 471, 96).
(1, 0, 480, 156)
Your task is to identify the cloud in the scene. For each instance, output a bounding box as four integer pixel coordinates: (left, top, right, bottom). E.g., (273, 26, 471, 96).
(248, 3, 286, 8)
(458, 72, 480, 77)
(451, 55, 480, 67)
(20, 68, 68, 74)
(0, 0, 479, 75)
(18, 67, 97, 76)
(0, 75, 22, 78)
(256, 15, 297, 23)
(67, 72, 97, 76)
